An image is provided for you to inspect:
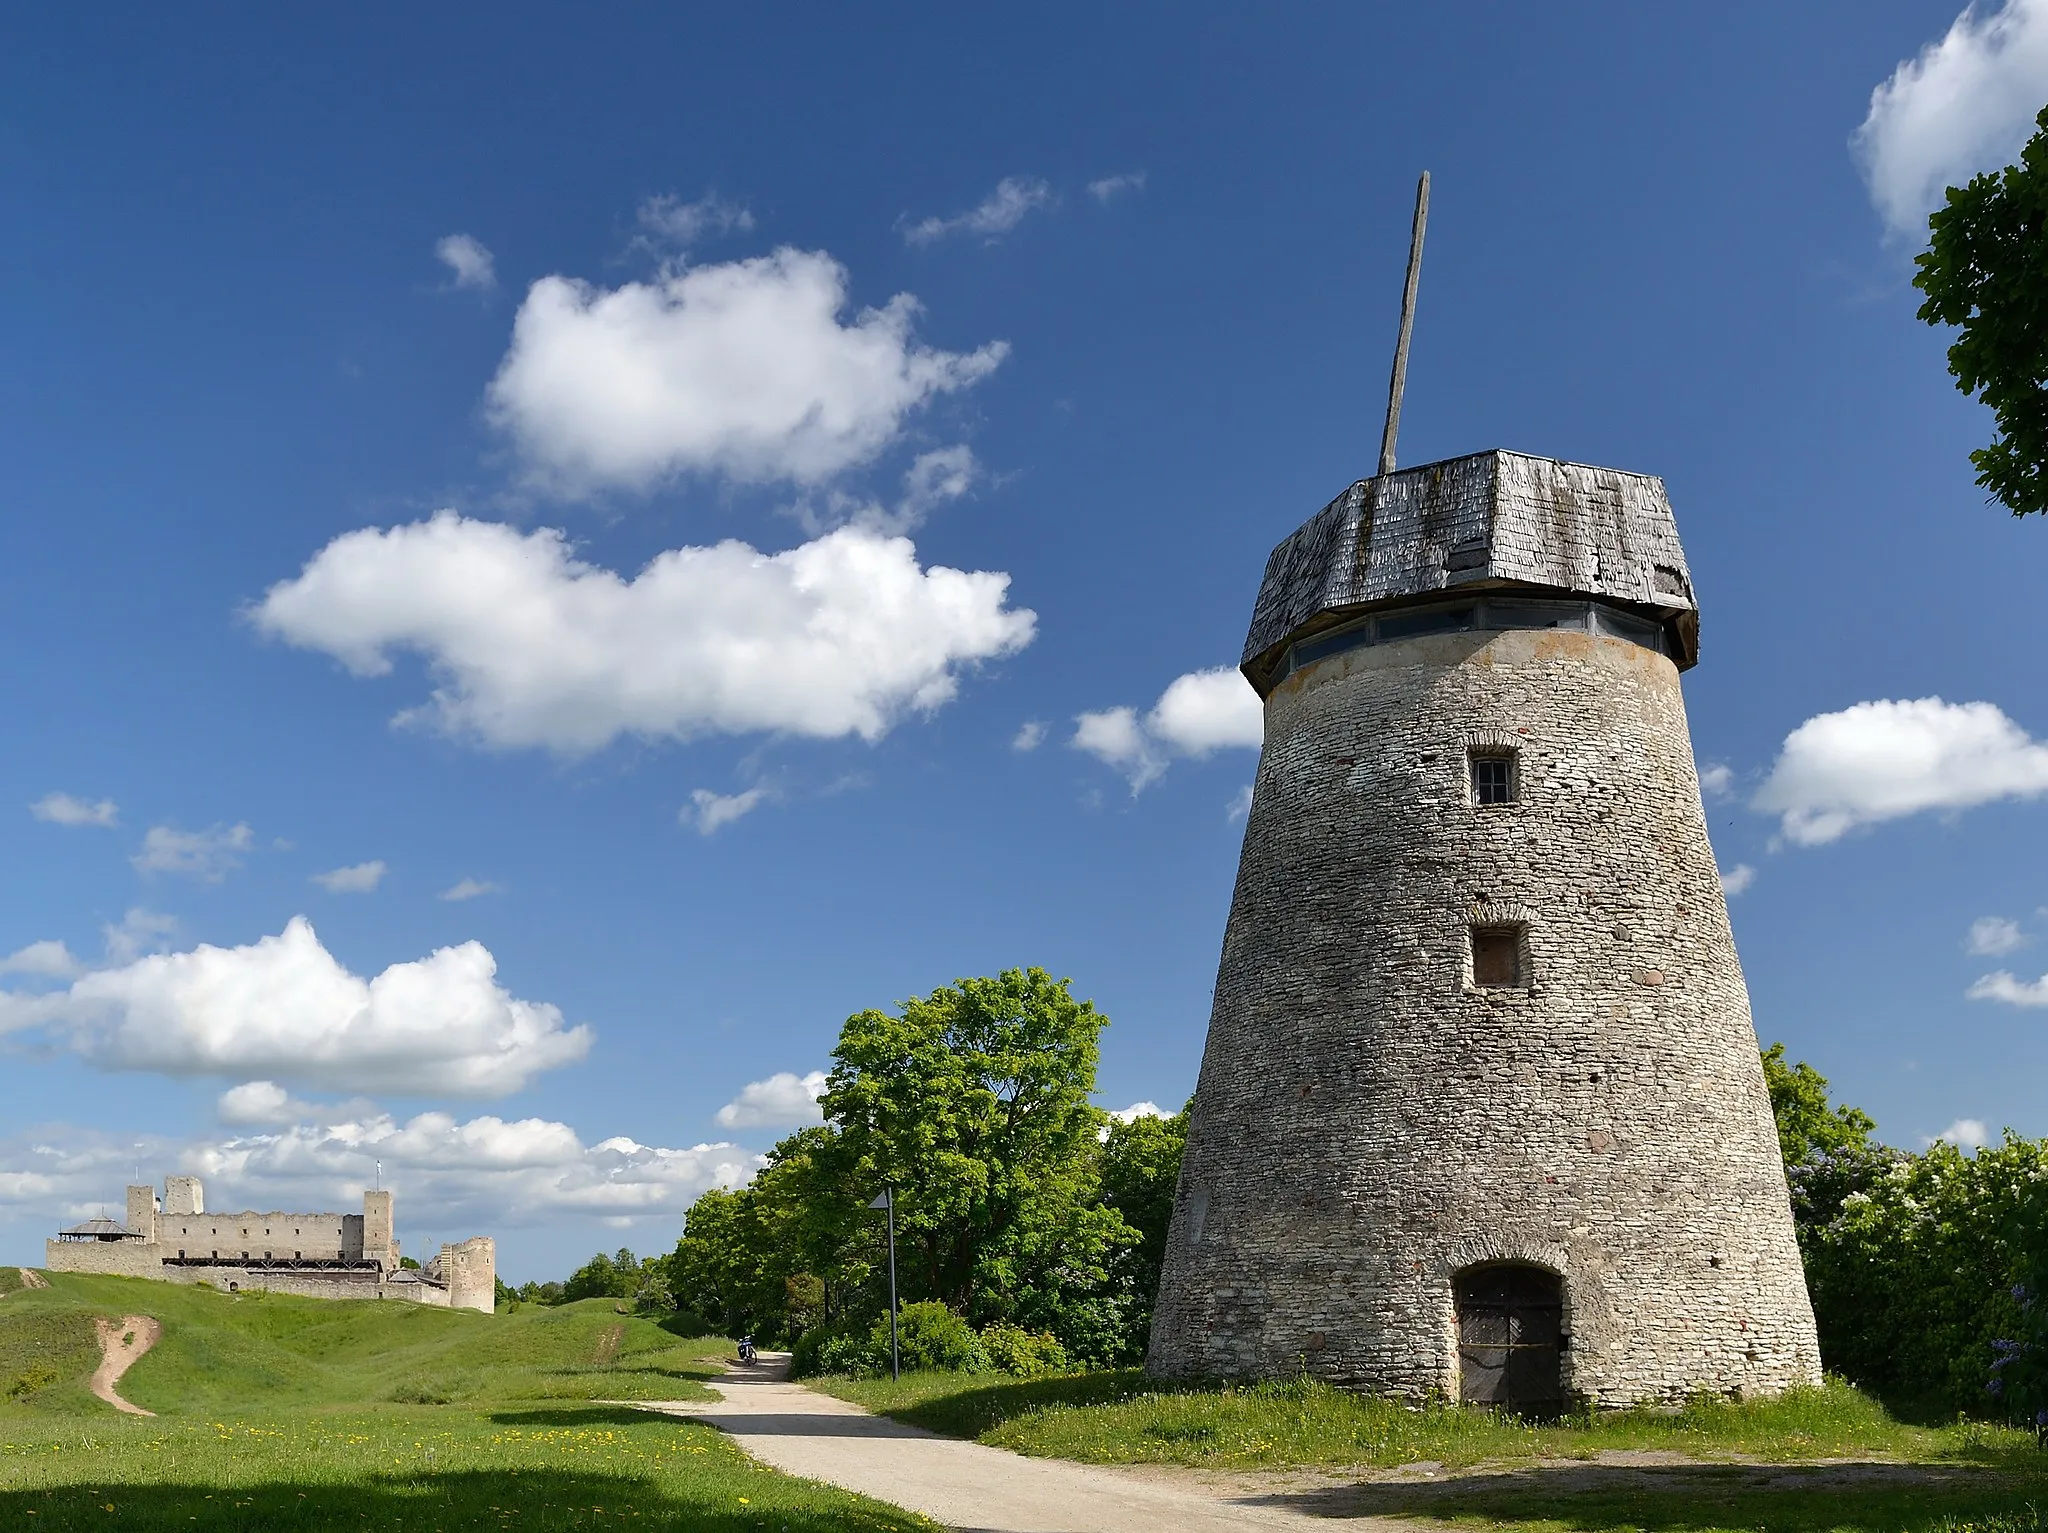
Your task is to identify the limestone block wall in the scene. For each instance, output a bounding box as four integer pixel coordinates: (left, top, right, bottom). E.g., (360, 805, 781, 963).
(433, 1237, 496, 1314)
(39, 1242, 461, 1306)
(44, 1240, 161, 1279)
(164, 1177, 202, 1215)
(152, 1212, 357, 1264)
(362, 1191, 394, 1265)
(1147, 626, 1821, 1406)
(125, 1186, 158, 1242)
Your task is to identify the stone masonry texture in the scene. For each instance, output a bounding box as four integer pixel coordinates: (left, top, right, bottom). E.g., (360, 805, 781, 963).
(1147, 450, 1821, 1407)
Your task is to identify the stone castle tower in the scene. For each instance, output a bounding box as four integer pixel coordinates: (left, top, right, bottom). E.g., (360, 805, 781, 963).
(1146, 450, 1822, 1409)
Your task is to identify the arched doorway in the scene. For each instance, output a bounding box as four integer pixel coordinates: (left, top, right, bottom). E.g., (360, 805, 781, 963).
(1454, 1264, 1564, 1412)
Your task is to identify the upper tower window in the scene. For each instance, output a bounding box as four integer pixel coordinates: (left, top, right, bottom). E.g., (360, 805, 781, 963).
(1471, 925, 1528, 988)
(1471, 752, 1516, 806)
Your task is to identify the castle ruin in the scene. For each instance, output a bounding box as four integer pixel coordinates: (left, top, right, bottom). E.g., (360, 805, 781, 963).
(1146, 449, 1822, 1409)
(46, 1176, 495, 1313)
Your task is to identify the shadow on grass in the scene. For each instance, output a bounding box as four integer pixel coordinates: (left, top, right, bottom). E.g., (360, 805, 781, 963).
(1255, 1461, 2046, 1532)
(0, 1468, 907, 1533)
(487, 1404, 660, 1426)
(863, 1368, 1155, 1437)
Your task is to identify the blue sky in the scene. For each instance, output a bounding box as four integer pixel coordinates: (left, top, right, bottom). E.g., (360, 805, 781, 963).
(4, 2, 2047, 1280)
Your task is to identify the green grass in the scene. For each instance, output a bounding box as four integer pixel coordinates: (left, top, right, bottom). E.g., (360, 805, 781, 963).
(818, 1369, 2042, 1470)
(0, 1406, 939, 1531)
(2, 1274, 721, 1414)
(0, 1267, 25, 1296)
(1268, 1472, 2046, 1532)
(0, 1272, 935, 1532)
(814, 1370, 2048, 1531)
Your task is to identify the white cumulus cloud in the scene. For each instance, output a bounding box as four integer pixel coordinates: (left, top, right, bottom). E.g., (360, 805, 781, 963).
(715, 1070, 827, 1129)
(435, 233, 497, 292)
(0, 917, 589, 1097)
(0, 1115, 759, 1232)
(903, 176, 1056, 244)
(1968, 968, 2048, 1006)
(215, 1080, 378, 1128)
(1698, 762, 1735, 799)
(483, 247, 1006, 494)
(132, 822, 254, 881)
(254, 513, 1036, 755)
(788, 445, 982, 539)
(1012, 720, 1047, 752)
(1752, 698, 2048, 845)
(1928, 1117, 1991, 1150)
(1226, 784, 1254, 822)
(1854, 0, 2048, 237)
(687, 787, 767, 835)
(1074, 666, 1263, 790)
(312, 860, 387, 894)
(1719, 863, 1756, 898)
(1967, 915, 2029, 955)
(31, 793, 118, 827)
(103, 908, 176, 964)
(0, 940, 83, 979)
(439, 878, 501, 903)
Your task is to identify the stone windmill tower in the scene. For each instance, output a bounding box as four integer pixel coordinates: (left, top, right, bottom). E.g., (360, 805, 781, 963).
(1146, 177, 1820, 1410)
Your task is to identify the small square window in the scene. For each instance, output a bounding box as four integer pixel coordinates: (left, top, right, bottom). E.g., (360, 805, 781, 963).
(1471, 753, 1516, 806)
(1471, 926, 1527, 988)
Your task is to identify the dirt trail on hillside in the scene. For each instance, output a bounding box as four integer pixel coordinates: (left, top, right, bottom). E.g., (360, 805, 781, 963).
(90, 1315, 160, 1416)
(15, 1268, 49, 1290)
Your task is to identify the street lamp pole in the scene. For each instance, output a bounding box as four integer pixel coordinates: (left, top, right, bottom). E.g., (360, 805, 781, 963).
(868, 1187, 899, 1381)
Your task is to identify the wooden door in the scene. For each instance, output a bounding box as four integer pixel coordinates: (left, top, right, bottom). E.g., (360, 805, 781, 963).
(1455, 1264, 1564, 1412)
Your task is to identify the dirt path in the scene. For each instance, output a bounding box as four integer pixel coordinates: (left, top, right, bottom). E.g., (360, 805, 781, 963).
(15, 1268, 49, 1290)
(89, 1315, 160, 1416)
(639, 1357, 1414, 1532)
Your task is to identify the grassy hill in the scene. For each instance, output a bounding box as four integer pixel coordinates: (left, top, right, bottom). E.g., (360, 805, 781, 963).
(0, 1270, 935, 1532)
(2, 1270, 714, 1414)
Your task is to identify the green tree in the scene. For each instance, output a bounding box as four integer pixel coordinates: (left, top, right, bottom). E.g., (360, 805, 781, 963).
(1099, 1105, 1188, 1305)
(1915, 103, 2048, 516)
(1760, 1043, 1877, 1166)
(563, 1247, 645, 1302)
(820, 969, 1133, 1334)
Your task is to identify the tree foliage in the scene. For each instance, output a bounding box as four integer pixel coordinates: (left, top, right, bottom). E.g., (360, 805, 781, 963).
(822, 968, 1126, 1321)
(1915, 103, 2048, 517)
(1764, 1041, 2048, 1422)
(562, 1247, 655, 1303)
(662, 969, 1187, 1368)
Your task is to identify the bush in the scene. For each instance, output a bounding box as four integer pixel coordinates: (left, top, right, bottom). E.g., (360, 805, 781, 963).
(386, 1380, 452, 1404)
(978, 1323, 1069, 1377)
(1803, 1135, 2048, 1415)
(792, 1324, 886, 1378)
(634, 1271, 676, 1316)
(886, 1301, 987, 1373)
(7, 1363, 59, 1399)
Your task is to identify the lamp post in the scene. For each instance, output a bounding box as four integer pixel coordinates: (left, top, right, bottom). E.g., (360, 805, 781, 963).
(867, 1187, 899, 1381)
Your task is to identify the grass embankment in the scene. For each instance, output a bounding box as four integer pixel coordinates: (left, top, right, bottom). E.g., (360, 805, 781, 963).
(818, 1370, 2048, 1532)
(0, 1272, 935, 1532)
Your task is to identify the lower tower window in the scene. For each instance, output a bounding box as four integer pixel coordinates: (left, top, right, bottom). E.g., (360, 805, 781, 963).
(1471, 925, 1527, 988)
